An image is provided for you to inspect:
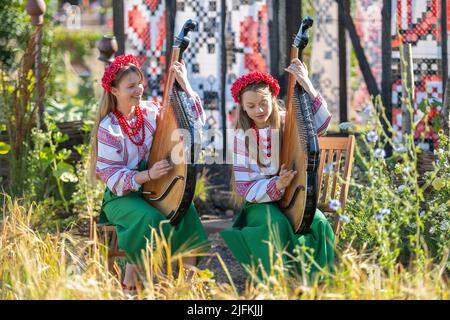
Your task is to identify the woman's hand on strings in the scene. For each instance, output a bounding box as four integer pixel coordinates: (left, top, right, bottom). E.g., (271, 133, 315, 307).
(276, 164, 297, 190)
(171, 60, 195, 97)
(284, 58, 318, 98)
(148, 159, 173, 180)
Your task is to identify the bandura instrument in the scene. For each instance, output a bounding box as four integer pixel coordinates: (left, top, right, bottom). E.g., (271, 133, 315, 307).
(278, 17, 320, 234)
(142, 19, 199, 225)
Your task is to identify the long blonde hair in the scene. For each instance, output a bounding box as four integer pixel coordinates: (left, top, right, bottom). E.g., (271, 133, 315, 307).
(88, 64, 144, 185)
(231, 81, 284, 206)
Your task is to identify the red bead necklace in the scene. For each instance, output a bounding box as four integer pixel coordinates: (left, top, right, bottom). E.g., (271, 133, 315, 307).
(113, 106, 146, 146)
(251, 122, 272, 157)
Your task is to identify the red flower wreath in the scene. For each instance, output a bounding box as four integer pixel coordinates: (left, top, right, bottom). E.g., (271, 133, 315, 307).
(230, 71, 280, 103)
(101, 54, 140, 92)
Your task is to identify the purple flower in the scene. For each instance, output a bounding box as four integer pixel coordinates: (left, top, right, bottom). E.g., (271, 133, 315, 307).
(375, 208, 391, 221)
(339, 215, 350, 223)
(323, 163, 334, 174)
(362, 105, 372, 115)
(394, 144, 407, 153)
(420, 210, 426, 218)
(329, 199, 341, 211)
(366, 131, 379, 143)
(374, 148, 386, 159)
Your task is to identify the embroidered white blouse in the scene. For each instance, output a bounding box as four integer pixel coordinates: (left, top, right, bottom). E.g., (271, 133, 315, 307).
(233, 93, 332, 203)
(96, 93, 205, 196)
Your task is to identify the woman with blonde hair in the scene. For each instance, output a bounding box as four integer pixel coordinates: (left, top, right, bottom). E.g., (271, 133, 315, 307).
(221, 59, 334, 283)
(90, 54, 209, 293)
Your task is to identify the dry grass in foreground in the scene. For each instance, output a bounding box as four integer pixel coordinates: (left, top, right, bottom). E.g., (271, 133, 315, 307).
(1, 195, 448, 300)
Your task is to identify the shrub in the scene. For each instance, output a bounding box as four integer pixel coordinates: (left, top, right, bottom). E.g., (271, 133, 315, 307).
(339, 96, 449, 272)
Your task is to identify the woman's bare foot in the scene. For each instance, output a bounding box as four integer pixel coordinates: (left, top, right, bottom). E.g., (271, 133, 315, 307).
(122, 263, 140, 296)
(122, 283, 137, 297)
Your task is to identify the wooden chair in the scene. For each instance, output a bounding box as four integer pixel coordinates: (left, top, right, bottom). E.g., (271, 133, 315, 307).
(317, 135, 356, 244)
(93, 223, 125, 277)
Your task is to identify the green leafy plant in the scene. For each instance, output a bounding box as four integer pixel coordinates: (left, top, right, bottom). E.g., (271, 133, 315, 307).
(0, 142, 11, 155)
(338, 95, 449, 273)
(70, 142, 104, 224)
(1, 30, 51, 195)
(25, 116, 77, 214)
(0, 0, 31, 70)
(45, 27, 104, 123)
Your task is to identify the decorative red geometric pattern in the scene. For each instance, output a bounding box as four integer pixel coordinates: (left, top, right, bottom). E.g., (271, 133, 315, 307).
(128, 5, 150, 50)
(239, 3, 268, 72)
(146, 0, 159, 12)
(125, 1, 167, 102)
(390, 0, 445, 150)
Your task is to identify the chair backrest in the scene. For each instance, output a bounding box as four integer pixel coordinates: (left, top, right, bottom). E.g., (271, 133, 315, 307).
(317, 135, 355, 242)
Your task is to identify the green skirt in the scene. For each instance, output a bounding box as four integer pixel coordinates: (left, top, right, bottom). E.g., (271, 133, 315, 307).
(220, 202, 335, 282)
(99, 166, 209, 264)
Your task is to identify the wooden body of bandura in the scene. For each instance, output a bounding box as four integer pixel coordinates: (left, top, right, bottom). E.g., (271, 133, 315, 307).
(278, 17, 320, 234)
(142, 19, 198, 225)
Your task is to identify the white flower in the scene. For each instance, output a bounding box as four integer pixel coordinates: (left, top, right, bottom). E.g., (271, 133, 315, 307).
(398, 185, 405, 192)
(440, 220, 449, 231)
(339, 215, 350, 223)
(420, 210, 426, 218)
(329, 199, 341, 211)
(374, 148, 386, 159)
(366, 131, 379, 143)
(429, 227, 435, 234)
(403, 166, 412, 173)
(59, 172, 78, 183)
(418, 142, 430, 151)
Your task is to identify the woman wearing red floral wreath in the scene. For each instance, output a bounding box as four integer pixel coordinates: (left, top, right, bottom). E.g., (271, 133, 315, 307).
(221, 59, 334, 284)
(90, 55, 209, 294)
